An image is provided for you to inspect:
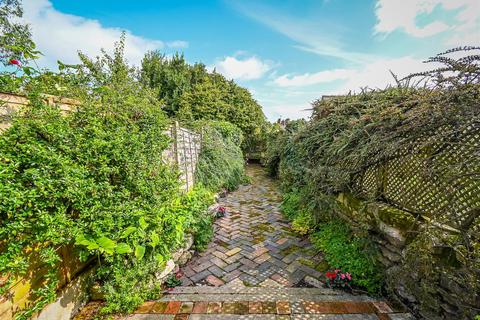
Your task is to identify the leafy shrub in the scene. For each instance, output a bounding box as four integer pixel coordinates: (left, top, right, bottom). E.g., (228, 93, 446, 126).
(182, 186, 215, 251)
(280, 189, 315, 235)
(291, 210, 316, 235)
(194, 120, 246, 192)
(0, 37, 215, 317)
(280, 189, 303, 220)
(311, 221, 383, 294)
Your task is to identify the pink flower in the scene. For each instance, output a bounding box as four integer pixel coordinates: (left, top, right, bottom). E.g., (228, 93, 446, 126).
(346, 273, 352, 280)
(334, 269, 341, 274)
(340, 273, 346, 280)
(8, 59, 20, 66)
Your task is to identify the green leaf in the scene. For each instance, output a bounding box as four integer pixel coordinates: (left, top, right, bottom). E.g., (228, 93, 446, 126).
(139, 217, 148, 230)
(135, 245, 146, 260)
(75, 234, 99, 250)
(97, 236, 116, 255)
(155, 254, 164, 264)
(116, 243, 132, 254)
(150, 232, 160, 248)
(120, 226, 137, 238)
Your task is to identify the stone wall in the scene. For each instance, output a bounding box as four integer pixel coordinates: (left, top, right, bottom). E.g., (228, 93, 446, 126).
(337, 193, 479, 320)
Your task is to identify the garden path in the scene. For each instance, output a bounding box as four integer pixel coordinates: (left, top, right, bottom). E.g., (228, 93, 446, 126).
(180, 163, 325, 288)
(111, 164, 407, 319)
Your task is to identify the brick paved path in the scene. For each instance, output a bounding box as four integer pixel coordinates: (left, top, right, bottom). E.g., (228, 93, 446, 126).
(180, 164, 326, 288)
(76, 164, 408, 320)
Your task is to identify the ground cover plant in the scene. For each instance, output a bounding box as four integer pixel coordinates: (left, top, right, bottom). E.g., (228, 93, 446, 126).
(311, 221, 383, 294)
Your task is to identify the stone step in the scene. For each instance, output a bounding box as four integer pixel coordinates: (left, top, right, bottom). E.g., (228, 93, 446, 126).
(161, 287, 373, 303)
(127, 314, 382, 319)
(159, 293, 373, 303)
(126, 300, 410, 320)
(167, 286, 344, 295)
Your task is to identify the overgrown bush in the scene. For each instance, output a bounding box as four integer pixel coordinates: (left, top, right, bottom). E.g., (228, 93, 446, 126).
(194, 120, 246, 192)
(267, 47, 480, 317)
(311, 221, 383, 294)
(0, 37, 216, 318)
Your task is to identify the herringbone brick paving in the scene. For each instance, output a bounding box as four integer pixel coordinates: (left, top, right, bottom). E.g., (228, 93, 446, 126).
(76, 165, 408, 320)
(179, 164, 325, 288)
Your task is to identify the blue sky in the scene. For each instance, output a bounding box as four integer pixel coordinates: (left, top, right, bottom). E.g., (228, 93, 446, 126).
(22, 0, 480, 120)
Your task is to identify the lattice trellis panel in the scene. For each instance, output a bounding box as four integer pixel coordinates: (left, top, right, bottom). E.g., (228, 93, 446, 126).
(355, 120, 480, 233)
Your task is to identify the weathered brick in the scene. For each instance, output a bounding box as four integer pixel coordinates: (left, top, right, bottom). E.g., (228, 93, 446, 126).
(164, 301, 182, 314)
(205, 274, 225, 287)
(207, 302, 222, 314)
(225, 247, 242, 256)
(192, 302, 208, 314)
(276, 301, 291, 315)
(179, 302, 194, 314)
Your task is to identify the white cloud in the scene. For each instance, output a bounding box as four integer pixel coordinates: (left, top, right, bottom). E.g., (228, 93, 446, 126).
(212, 55, 272, 80)
(374, 0, 480, 43)
(273, 56, 430, 92)
(274, 69, 355, 87)
(21, 0, 188, 68)
(335, 56, 430, 93)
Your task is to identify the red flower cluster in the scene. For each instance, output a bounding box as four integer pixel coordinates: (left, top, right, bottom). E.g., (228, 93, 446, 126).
(8, 59, 20, 66)
(325, 269, 352, 283)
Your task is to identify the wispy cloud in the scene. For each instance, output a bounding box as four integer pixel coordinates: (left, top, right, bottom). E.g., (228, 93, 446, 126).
(274, 69, 354, 87)
(273, 56, 430, 92)
(22, 0, 188, 68)
(227, 1, 376, 64)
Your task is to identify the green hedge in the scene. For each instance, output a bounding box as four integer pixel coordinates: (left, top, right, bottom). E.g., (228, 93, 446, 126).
(193, 120, 246, 192)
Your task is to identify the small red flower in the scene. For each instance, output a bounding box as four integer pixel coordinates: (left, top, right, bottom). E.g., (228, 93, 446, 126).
(175, 271, 183, 279)
(8, 59, 20, 66)
(326, 271, 337, 280)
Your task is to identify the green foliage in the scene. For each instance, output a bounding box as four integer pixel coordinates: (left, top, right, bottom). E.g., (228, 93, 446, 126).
(291, 210, 316, 236)
(266, 48, 479, 317)
(280, 189, 316, 235)
(194, 120, 246, 192)
(0, 0, 41, 92)
(311, 221, 383, 294)
(140, 51, 267, 151)
(165, 274, 182, 288)
(182, 186, 215, 251)
(0, 36, 215, 317)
